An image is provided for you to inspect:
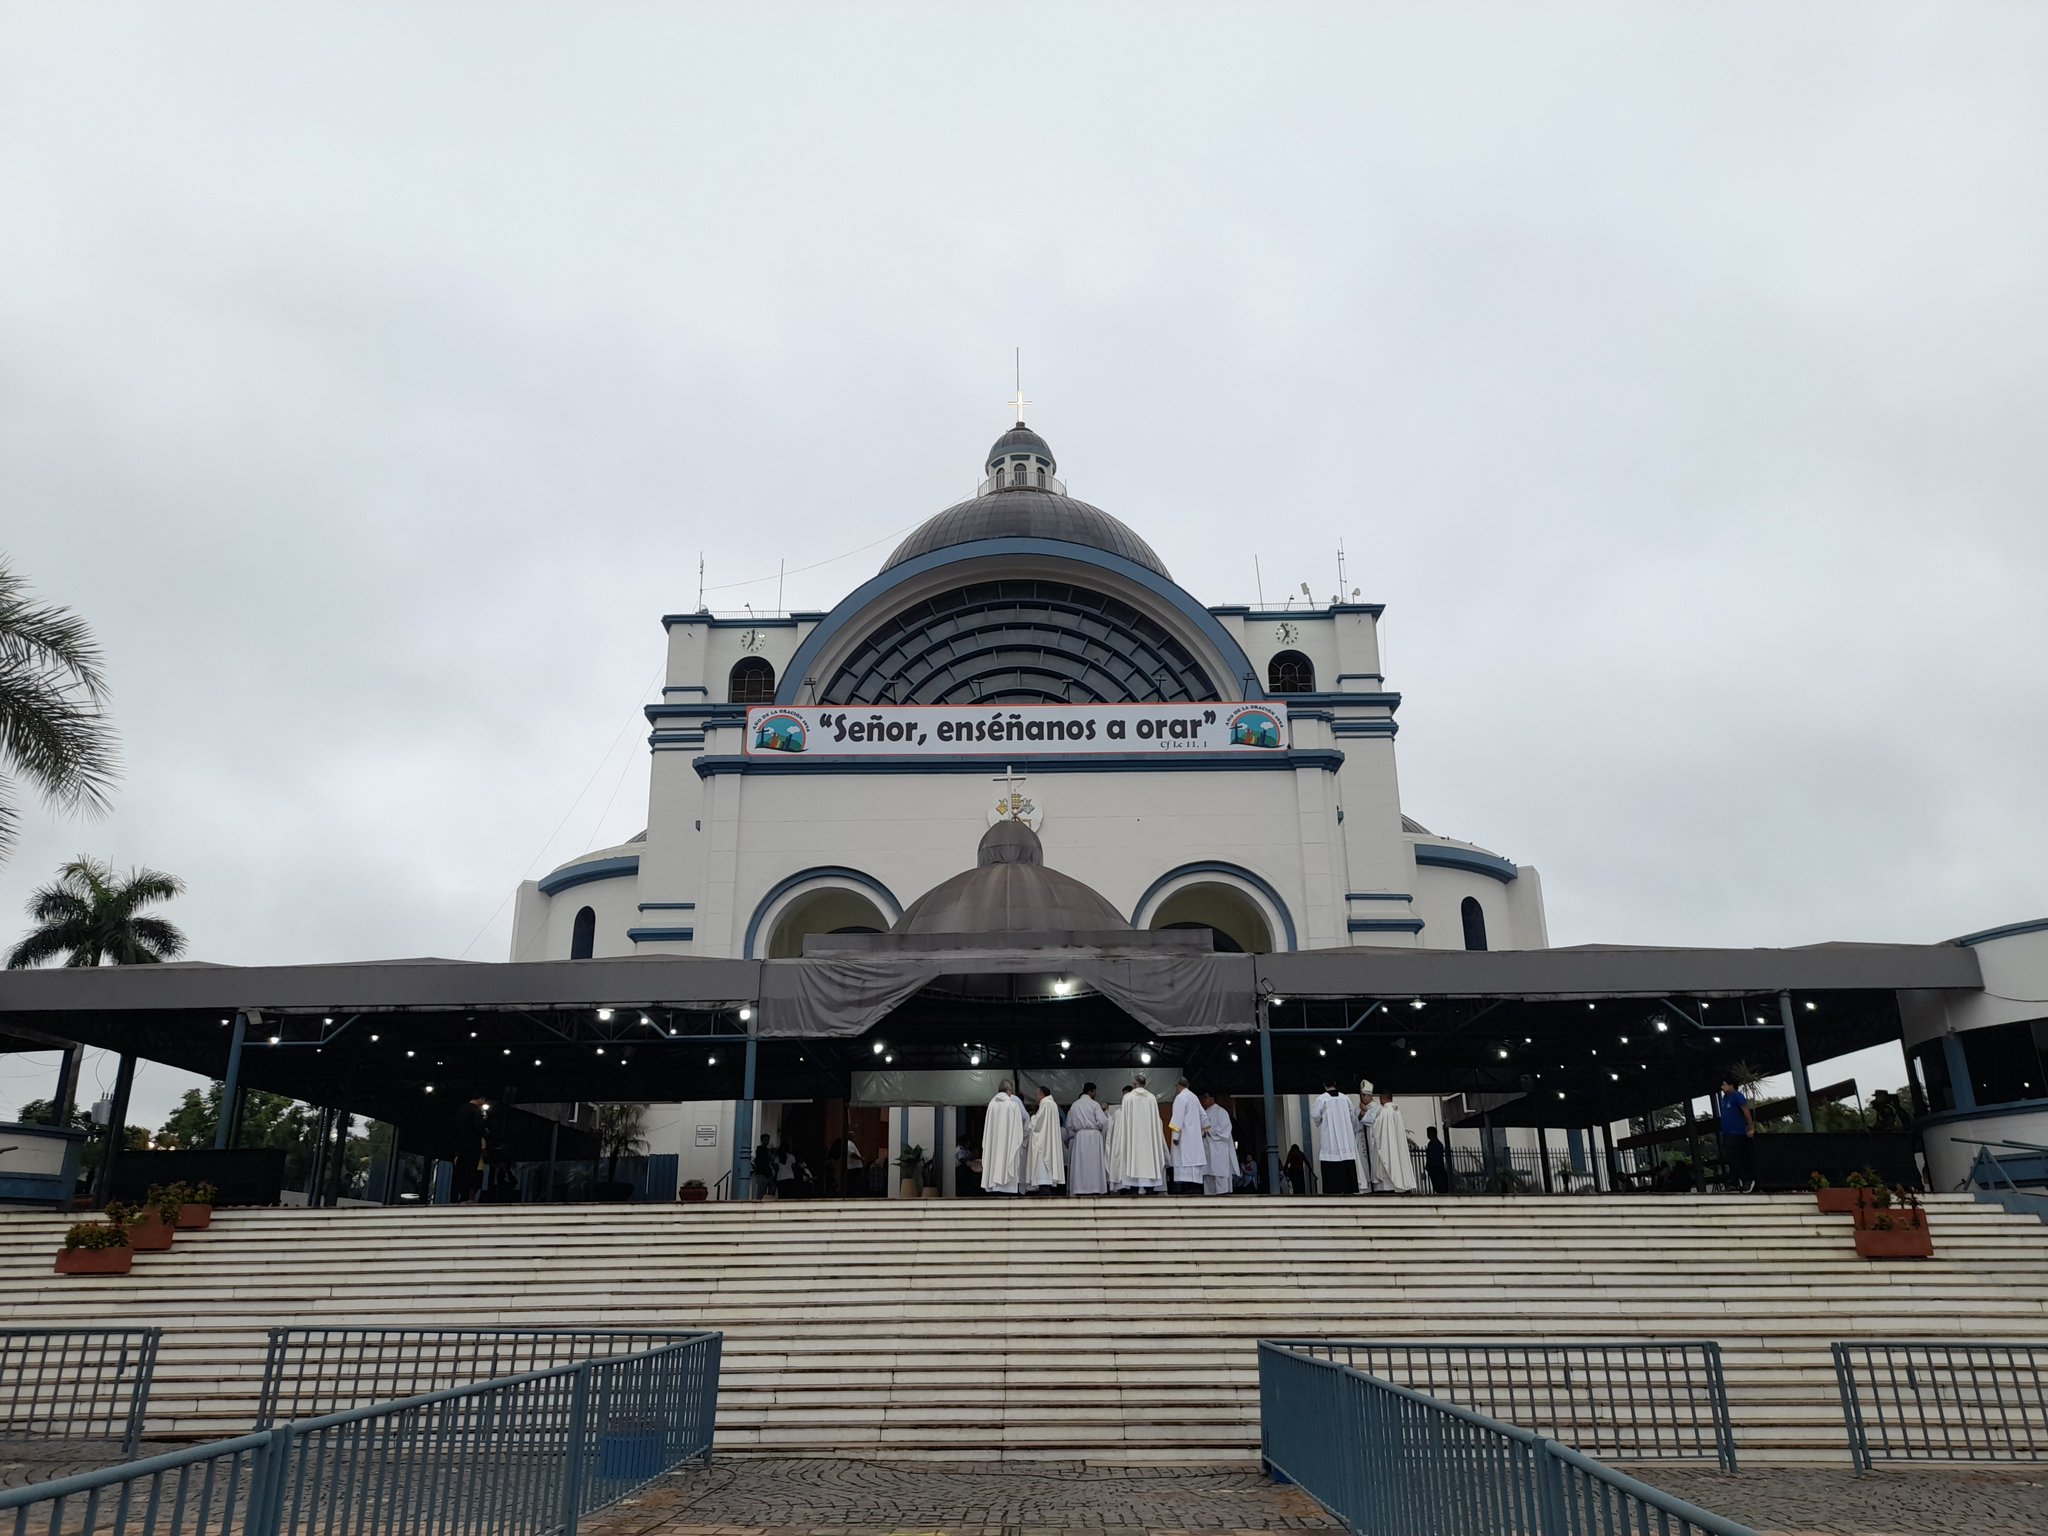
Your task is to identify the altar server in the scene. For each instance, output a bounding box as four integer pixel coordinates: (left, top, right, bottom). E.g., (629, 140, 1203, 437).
(1201, 1092, 1236, 1195)
(1311, 1082, 1362, 1194)
(982, 1081, 1029, 1196)
(1026, 1087, 1066, 1193)
(1110, 1074, 1166, 1193)
(1065, 1083, 1111, 1196)
(1168, 1078, 1208, 1194)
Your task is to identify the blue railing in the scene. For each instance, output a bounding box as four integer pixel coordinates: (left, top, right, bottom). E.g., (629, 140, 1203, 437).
(0, 1328, 162, 1457)
(1258, 1342, 1756, 1536)
(1833, 1339, 2048, 1471)
(1, 1334, 721, 1536)
(1274, 1339, 1736, 1470)
(255, 1326, 714, 1426)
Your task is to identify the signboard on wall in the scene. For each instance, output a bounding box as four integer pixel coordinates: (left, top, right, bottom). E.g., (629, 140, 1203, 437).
(693, 1125, 718, 1148)
(745, 703, 1288, 759)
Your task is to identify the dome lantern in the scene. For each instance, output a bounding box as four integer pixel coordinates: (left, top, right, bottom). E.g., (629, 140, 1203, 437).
(980, 423, 1064, 496)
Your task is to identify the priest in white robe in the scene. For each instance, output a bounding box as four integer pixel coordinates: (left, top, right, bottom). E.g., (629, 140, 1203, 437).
(981, 1081, 1029, 1196)
(1311, 1081, 1362, 1195)
(1368, 1093, 1417, 1193)
(1064, 1083, 1111, 1196)
(1200, 1092, 1235, 1195)
(1358, 1084, 1380, 1192)
(1026, 1087, 1066, 1193)
(1109, 1074, 1166, 1193)
(1167, 1078, 1208, 1194)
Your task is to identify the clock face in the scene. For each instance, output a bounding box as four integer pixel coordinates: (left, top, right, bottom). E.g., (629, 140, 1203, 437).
(1274, 622, 1300, 645)
(739, 629, 766, 652)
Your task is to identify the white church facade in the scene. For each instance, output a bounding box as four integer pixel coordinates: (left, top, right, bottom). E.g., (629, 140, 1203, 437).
(511, 419, 1548, 972)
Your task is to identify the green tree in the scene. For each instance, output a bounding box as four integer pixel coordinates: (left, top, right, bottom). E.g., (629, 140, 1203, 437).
(155, 1083, 371, 1193)
(595, 1103, 649, 1184)
(0, 559, 118, 863)
(15, 1096, 93, 1131)
(6, 856, 186, 968)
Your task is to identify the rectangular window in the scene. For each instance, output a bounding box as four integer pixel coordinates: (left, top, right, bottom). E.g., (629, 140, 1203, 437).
(1958, 1021, 2047, 1107)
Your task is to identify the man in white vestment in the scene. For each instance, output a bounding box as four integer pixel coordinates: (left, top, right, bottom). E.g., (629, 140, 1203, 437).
(1026, 1087, 1066, 1193)
(1311, 1081, 1363, 1195)
(1368, 1093, 1417, 1193)
(982, 1080, 1029, 1196)
(1200, 1092, 1235, 1195)
(1109, 1074, 1166, 1193)
(1167, 1078, 1207, 1195)
(1064, 1083, 1111, 1196)
(1359, 1083, 1380, 1192)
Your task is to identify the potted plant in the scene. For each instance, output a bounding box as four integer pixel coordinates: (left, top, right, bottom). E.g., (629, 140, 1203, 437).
(125, 1190, 178, 1252)
(177, 1181, 217, 1229)
(1855, 1192, 1933, 1259)
(677, 1178, 709, 1204)
(1812, 1170, 1863, 1214)
(896, 1144, 926, 1200)
(922, 1154, 943, 1197)
(57, 1214, 134, 1275)
(593, 1104, 649, 1201)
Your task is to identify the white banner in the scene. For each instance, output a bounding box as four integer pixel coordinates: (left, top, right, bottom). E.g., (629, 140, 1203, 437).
(744, 702, 1289, 758)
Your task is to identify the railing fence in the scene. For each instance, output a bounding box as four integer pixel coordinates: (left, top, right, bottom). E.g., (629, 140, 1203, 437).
(1833, 1339, 2048, 1471)
(1259, 1342, 1756, 1536)
(2, 1334, 721, 1536)
(0, 1329, 161, 1457)
(1273, 1339, 1736, 1470)
(255, 1327, 711, 1426)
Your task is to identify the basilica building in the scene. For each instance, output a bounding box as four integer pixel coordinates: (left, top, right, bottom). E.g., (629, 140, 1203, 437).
(512, 419, 1549, 969)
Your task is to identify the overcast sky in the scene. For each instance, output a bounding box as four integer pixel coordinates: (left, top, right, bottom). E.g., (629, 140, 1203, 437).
(3, 4, 2044, 1130)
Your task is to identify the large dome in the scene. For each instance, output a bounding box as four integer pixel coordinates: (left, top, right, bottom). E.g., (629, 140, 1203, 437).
(893, 821, 1133, 937)
(882, 421, 1171, 579)
(883, 490, 1170, 578)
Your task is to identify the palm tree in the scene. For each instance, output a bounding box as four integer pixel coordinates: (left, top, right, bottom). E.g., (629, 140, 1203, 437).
(6, 857, 187, 968)
(0, 559, 119, 862)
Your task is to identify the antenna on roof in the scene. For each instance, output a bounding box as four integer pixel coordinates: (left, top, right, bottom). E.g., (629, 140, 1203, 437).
(697, 552, 706, 611)
(1254, 555, 1265, 608)
(1337, 537, 1347, 595)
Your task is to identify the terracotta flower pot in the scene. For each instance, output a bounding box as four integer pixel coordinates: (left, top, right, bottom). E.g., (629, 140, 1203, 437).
(55, 1247, 134, 1276)
(126, 1212, 174, 1251)
(1815, 1188, 1867, 1214)
(899, 1179, 921, 1200)
(176, 1203, 213, 1230)
(677, 1187, 709, 1204)
(1854, 1217, 1933, 1259)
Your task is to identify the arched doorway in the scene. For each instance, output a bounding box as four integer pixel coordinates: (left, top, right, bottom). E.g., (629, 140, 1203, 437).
(1147, 882, 1276, 954)
(765, 887, 892, 958)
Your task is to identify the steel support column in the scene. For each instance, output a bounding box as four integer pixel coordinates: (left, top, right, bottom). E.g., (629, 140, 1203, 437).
(1778, 991, 1814, 1132)
(732, 1017, 759, 1199)
(215, 1013, 249, 1149)
(51, 1047, 81, 1125)
(1258, 999, 1281, 1197)
(95, 1052, 138, 1205)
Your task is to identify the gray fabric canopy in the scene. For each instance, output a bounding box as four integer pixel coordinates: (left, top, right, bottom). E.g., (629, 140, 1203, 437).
(757, 946, 1257, 1038)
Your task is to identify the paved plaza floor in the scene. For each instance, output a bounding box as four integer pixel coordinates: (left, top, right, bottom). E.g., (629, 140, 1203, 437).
(593, 1457, 2048, 1536)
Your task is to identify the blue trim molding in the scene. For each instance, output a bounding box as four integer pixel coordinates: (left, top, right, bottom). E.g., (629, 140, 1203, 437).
(660, 612, 827, 630)
(1272, 691, 1400, 711)
(647, 703, 749, 723)
(774, 537, 1271, 708)
(1334, 673, 1385, 684)
(637, 902, 696, 912)
(1346, 891, 1415, 902)
(1331, 720, 1398, 738)
(537, 854, 641, 897)
(743, 866, 904, 959)
(696, 749, 1344, 780)
(1213, 604, 1387, 620)
(626, 927, 694, 943)
(661, 685, 709, 697)
(1414, 844, 1518, 883)
(1955, 917, 2048, 947)
(1129, 862, 1298, 952)
(1349, 917, 1425, 934)
(1916, 1097, 2048, 1131)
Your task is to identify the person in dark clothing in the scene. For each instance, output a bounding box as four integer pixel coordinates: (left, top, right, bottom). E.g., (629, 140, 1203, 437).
(1283, 1143, 1314, 1196)
(1423, 1125, 1452, 1194)
(1719, 1074, 1757, 1192)
(450, 1097, 488, 1204)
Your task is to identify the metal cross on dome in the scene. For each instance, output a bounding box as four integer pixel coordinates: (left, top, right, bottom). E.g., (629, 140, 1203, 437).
(1008, 347, 1030, 424)
(992, 764, 1028, 817)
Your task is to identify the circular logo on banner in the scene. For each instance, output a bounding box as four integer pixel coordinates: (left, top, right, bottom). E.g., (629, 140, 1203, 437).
(751, 712, 808, 754)
(1225, 705, 1284, 749)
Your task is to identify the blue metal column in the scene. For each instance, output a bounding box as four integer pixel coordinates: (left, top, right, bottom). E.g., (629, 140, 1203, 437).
(732, 1016, 758, 1199)
(1258, 999, 1281, 1196)
(50, 1047, 82, 1125)
(1778, 991, 1814, 1132)
(214, 1012, 249, 1149)
(95, 1052, 137, 1205)
(1941, 1034, 1977, 1110)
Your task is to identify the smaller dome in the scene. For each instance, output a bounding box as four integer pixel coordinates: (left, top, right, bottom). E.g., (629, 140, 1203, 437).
(894, 822, 1132, 937)
(986, 424, 1055, 475)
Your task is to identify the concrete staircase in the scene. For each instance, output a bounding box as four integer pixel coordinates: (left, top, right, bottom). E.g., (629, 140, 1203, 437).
(3, 1194, 2044, 1464)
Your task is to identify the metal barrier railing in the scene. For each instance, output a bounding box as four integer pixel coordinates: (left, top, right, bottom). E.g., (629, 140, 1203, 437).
(1258, 1343, 1756, 1536)
(255, 1327, 712, 1426)
(1, 1334, 722, 1536)
(1272, 1339, 1737, 1470)
(1832, 1339, 2048, 1471)
(0, 1329, 162, 1457)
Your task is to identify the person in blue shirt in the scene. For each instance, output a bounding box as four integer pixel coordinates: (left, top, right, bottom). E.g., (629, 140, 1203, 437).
(1719, 1074, 1757, 1192)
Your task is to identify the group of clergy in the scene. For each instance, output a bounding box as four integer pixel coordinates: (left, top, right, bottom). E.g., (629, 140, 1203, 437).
(1309, 1079, 1418, 1194)
(979, 1074, 1241, 1196)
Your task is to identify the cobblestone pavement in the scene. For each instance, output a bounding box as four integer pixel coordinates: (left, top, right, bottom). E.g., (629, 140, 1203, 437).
(593, 1457, 2048, 1536)
(1619, 1464, 2048, 1535)
(591, 1458, 1335, 1534)
(0, 1437, 159, 1492)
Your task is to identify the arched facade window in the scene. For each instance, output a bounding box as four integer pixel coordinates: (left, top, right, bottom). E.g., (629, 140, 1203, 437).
(570, 905, 596, 960)
(728, 657, 776, 703)
(1461, 896, 1488, 952)
(1267, 650, 1315, 694)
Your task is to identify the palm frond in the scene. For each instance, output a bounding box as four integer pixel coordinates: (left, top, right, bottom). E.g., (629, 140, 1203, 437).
(6, 926, 78, 969)
(0, 661, 119, 818)
(0, 560, 110, 699)
(119, 916, 187, 962)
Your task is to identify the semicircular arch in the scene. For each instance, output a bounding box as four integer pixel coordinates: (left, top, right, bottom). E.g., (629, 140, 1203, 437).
(743, 866, 903, 959)
(1131, 862, 1297, 953)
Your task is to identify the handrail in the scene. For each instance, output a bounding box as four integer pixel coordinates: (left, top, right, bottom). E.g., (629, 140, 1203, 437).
(1258, 1342, 1756, 1535)
(0, 1326, 162, 1455)
(1832, 1339, 2048, 1471)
